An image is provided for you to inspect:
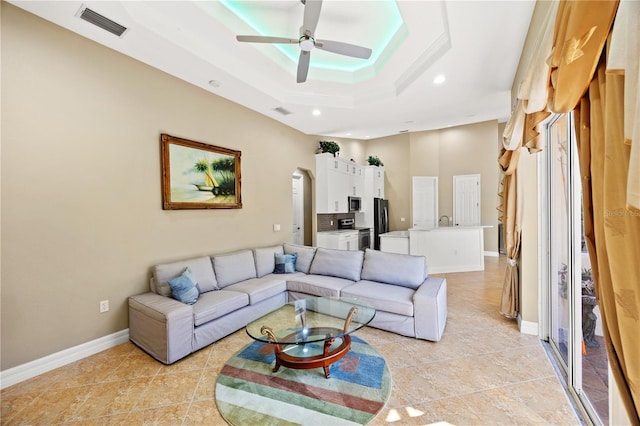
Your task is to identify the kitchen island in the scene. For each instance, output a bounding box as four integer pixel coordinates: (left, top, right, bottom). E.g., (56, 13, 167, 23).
(409, 226, 491, 273)
(379, 231, 410, 254)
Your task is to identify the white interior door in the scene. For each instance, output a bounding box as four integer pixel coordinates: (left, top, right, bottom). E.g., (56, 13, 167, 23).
(292, 174, 304, 245)
(412, 176, 438, 229)
(453, 174, 480, 226)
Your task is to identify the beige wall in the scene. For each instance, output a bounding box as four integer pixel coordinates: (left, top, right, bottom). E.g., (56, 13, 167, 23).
(366, 134, 411, 231)
(0, 4, 319, 369)
(438, 122, 500, 253)
(369, 122, 501, 253)
(519, 148, 539, 325)
(330, 138, 367, 165)
(409, 131, 440, 176)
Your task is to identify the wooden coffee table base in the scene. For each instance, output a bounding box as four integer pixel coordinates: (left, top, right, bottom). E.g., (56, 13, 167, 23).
(259, 305, 359, 379)
(268, 327, 351, 379)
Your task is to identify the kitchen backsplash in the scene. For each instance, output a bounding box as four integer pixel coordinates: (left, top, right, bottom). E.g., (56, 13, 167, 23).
(317, 213, 355, 232)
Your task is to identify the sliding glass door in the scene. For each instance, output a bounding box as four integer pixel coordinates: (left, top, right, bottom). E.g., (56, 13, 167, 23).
(548, 114, 571, 366)
(544, 113, 609, 425)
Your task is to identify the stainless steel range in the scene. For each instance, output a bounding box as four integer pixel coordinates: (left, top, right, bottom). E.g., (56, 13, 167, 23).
(338, 218, 370, 250)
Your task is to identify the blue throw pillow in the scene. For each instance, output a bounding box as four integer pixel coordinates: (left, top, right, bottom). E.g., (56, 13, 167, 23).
(168, 268, 199, 304)
(274, 253, 297, 274)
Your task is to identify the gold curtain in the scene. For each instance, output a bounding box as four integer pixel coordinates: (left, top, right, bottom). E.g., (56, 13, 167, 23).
(575, 56, 640, 425)
(498, 110, 550, 319)
(547, 0, 639, 421)
(498, 147, 521, 319)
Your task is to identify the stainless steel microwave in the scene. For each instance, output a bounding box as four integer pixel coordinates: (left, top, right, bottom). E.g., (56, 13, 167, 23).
(348, 196, 361, 212)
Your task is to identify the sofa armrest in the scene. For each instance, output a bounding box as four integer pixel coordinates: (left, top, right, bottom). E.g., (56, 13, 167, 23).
(128, 292, 194, 364)
(413, 277, 447, 341)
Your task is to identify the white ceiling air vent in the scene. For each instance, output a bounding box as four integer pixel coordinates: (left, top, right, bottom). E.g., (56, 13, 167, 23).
(77, 5, 128, 37)
(273, 107, 292, 116)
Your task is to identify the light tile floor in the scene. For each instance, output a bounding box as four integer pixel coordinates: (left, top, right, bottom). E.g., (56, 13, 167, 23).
(1, 256, 579, 425)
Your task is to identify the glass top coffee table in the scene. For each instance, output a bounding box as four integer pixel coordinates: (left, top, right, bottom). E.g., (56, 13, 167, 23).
(245, 297, 376, 378)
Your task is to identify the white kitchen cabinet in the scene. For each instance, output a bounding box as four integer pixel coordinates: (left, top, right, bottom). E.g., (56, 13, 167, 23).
(348, 163, 364, 197)
(412, 176, 438, 229)
(372, 167, 384, 199)
(345, 232, 359, 251)
(359, 165, 385, 228)
(316, 154, 364, 213)
(316, 231, 359, 251)
(364, 166, 385, 201)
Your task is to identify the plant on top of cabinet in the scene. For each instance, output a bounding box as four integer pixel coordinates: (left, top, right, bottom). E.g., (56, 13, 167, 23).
(319, 140, 340, 156)
(367, 155, 384, 166)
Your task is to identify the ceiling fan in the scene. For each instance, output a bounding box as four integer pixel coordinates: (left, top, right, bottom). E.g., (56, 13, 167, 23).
(236, 0, 372, 83)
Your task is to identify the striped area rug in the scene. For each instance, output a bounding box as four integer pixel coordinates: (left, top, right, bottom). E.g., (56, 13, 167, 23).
(215, 336, 391, 425)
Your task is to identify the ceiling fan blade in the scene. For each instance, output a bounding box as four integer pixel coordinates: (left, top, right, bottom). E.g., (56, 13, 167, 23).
(302, 0, 322, 36)
(315, 39, 372, 59)
(236, 35, 298, 44)
(297, 51, 311, 83)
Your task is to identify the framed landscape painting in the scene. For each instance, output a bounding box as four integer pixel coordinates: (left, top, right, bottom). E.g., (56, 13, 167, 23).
(161, 133, 242, 209)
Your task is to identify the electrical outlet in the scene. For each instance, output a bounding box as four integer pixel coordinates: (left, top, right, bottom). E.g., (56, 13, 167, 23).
(330, 220, 333, 226)
(273, 224, 281, 232)
(99, 300, 109, 313)
(400, 217, 405, 222)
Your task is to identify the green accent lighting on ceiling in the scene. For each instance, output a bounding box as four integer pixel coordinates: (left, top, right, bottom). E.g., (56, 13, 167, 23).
(220, 0, 404, 73)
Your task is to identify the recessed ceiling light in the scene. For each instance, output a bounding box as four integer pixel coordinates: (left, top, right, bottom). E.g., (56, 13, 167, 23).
(312, 109, 321, 116)
(433, 74, 446, 85)
(346, 132, 352, 136)
(208, 80, 221, 87)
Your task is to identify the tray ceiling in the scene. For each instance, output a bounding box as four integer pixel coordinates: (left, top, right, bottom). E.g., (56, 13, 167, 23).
(10, 0, 536, 139)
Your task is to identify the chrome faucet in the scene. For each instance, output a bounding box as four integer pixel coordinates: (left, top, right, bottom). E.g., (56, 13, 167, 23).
(439, 215, 450, 226)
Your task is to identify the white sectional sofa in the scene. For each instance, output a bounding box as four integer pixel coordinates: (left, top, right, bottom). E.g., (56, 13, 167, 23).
(128, 243, 448, 364)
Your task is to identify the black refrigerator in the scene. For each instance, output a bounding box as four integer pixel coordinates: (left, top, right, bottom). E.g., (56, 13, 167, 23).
(373, 198, 389, 250)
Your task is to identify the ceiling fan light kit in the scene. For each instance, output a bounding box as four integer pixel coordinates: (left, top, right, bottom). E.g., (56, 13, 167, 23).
(299, 36, 315, 52)
(235, 0, 371, 83)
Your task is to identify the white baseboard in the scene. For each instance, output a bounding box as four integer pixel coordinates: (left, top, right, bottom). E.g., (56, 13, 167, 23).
(0, 329, 129, 390)
(484, 251, 500, 257)
(517, 316, 539, 336)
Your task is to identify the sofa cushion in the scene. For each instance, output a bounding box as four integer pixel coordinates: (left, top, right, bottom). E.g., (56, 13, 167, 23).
(274, 253, 297, 274)
(224, 277, 287, 305)
(309, 248, 365, 282)
(154, 256, 218, 297)
(286, 274, 354, 298)
(192, 290, 249, 326)
(168, 268, 199, 305)
(361, 249, 427, 289)
(284, 243, 316, 273)
(212, 250, 257, 288)
(341, 280, 415, 317)
(253, 245, 284, 278)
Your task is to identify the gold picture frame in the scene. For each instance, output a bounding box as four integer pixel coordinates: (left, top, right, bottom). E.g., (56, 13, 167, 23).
(161, 133, 242, 209)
